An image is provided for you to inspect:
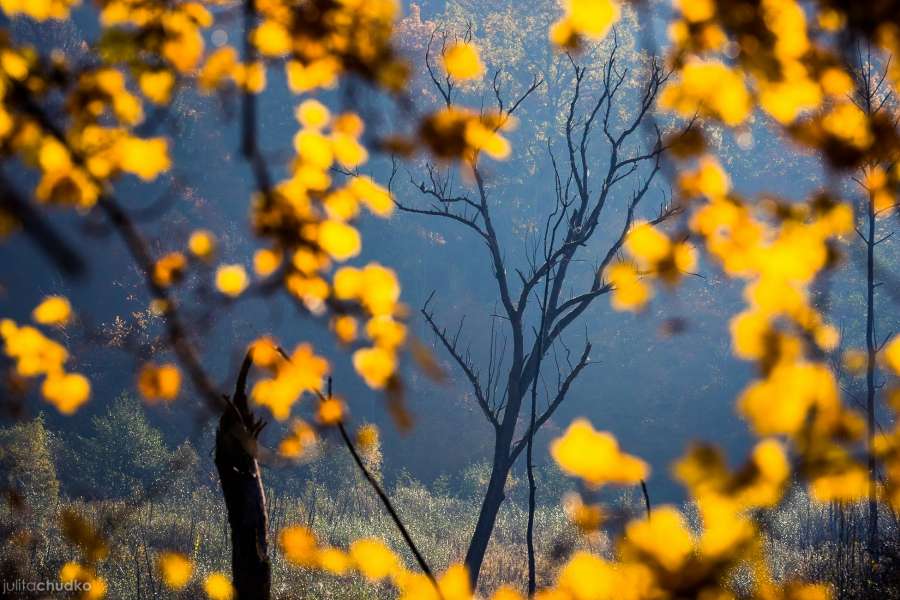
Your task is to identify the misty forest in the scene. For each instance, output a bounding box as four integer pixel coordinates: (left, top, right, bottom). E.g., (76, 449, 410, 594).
(1, 0, 900, 599)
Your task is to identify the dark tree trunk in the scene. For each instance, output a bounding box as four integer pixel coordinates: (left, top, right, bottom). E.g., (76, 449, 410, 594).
(215, 353, 271, 600)
(464, 452, 511, 587)
(865, 187, 878, 555)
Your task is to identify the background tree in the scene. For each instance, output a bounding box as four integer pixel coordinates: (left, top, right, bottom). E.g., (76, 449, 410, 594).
(396, 34, 678, 586)
(847, 48, 899, 553)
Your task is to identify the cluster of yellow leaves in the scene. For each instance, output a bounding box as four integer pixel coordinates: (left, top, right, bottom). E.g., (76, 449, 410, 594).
(871, 345, 900, 508)
(279, 527, 518, 600)
(0, 0, 78, 20)
(231, 99, 406, 393)
(2, 297, 90, 414)
(278, 507, 828, 600)
(545, 424, 826, 600)
(250, 341, 329, 421)
(137, 362, 181, 403)
(243, 96, 399, 325)
(278, 418, 318, 459)
(671, 153, 871, 503)
(59, 562, 107, 600)
(658, 0, 900, 220)
(35, 125, 169, 207)
(157, 551, 234, 599)
(549, 0, 621, 49)
(0, 39, 171, 208)
(247, 0, 407, 94)
(658, 60, 751, 126)
(605, 220, 698, 312)
(55, 510, 110, 598)
(418, 107, 513, 161)
(663, 0, 855, 128)
(197, 46, 265, 94)
(100, 0, 212, 76)
(333, 264, 405, 388)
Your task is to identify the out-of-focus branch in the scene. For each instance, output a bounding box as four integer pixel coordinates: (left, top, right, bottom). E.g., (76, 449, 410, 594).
(0, 172, 86, 277)
(8, 80, 225, 411)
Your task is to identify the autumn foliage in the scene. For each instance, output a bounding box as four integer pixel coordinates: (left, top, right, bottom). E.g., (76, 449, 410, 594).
(1, 0, 900, 599)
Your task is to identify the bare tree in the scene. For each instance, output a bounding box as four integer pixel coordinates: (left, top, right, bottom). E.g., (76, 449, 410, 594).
(215, 351, 271, 600)
(849, 46, 899, 555)
(396, 35, 677, 587)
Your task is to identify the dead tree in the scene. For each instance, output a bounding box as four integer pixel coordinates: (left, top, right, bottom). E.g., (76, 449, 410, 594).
(397, 37, 676, 587)
(849, 46, 898, 556)
(215, 351, 271, 600)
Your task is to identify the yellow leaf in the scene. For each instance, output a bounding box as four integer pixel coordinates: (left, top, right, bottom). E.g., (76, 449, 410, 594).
(139, 70, 175, 104)
(316, 396, 345, 425)
(491, 586, 526, 600)
(318, 548, 351, 575)
(318, 220, 361, 261)
(439, 563, 471, 600)
(253, 19, 291, 56)
(188, 229, 216, 260)
(332, 132, 369, 169)
(551, 418, 648, 487)
(153, 252, 187, 287)
(199, 46, 238, 92)
(659, 60, 751, 126)
(118, 137, 171, 181)
(353, 346, 397, 389)
(295, 99, 331, 130)
(884, 336, 900, 376)
(674, 0, 714, 22)
(249, 336, 280, 368)
(624, 506, 694, 571)
(215, 264, 249, 297)
(332, 315, 358, 344)
(625, 221, 671, 265)
(158, 552, 193, 590)
(253, 248, 282, 277)
(333, 112, 364, 137)
(294, 130, 334, 169)
(349, 538, 399, 581)
(349, 176, 394, 217)
(137, 363, 181, 402)
(606, 262, 651, 312)
(443, 42, 484, 80)
(32, 295, 72, 326)
(42, 371, 91, 414)
(279, 525, 318, 566)
(360, 264, 401, 315)
(551, 0, 620, 46)
(203, 572, 234, 600)
(556, 551, 617, 600)
(810, 465, 870, 503)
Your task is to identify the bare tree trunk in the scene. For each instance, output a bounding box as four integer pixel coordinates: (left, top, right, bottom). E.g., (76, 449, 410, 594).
(865, 186, 878, 555)
(215, 352, 271, 600)
(464, 450, 512, 586)
(526, 396, 538, 596)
